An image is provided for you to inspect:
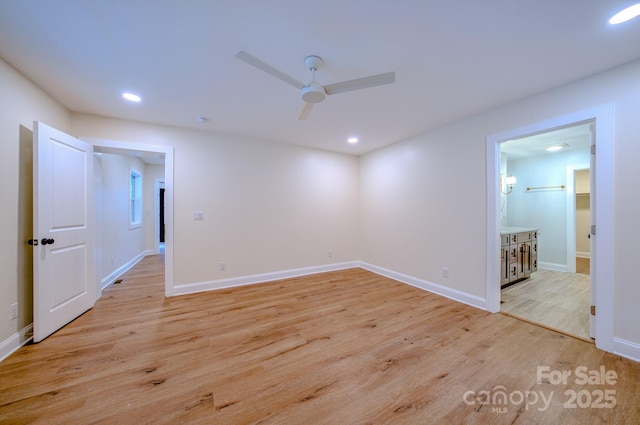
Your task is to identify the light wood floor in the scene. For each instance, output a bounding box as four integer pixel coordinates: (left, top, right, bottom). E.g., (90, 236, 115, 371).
(1, 255, 638, 424)
(501, 267, 591, 340)
(576, 257, 590, 275)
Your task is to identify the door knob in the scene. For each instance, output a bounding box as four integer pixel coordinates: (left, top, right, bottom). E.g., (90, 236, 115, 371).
(41, 238, 55, 245)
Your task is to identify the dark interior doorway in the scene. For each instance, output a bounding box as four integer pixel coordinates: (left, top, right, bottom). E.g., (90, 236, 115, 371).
(159, 188, 165, 243)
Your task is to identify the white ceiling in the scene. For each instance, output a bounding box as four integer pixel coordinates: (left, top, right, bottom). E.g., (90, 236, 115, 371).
(1, 1, 639, 156)
(500, 122, 592, 160)
(93, 145, 166, 165)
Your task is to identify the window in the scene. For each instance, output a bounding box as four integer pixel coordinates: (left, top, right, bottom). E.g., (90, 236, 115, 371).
(130, 169, 142, 228)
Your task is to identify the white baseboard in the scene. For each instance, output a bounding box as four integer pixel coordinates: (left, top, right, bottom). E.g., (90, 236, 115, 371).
(576, 251, 591, 259)
(172, 261, 361, 296)
(101, 250, 154, 290)
(173, 260, 488, 311)
(0, 324, 33, 362)
(359, 262, 488, 311)
(613, 337, 640, 362)
(538, 261, 568, 272)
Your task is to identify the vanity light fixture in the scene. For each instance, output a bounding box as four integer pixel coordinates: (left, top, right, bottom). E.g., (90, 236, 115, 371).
(500, 173, 517, 194)
(609, 3, 640, 24)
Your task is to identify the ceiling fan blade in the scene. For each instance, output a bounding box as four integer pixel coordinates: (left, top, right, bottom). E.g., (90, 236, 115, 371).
(324, 71, 395, 95)
(235, 50, 305, 89)
(298, 102, 314, 120)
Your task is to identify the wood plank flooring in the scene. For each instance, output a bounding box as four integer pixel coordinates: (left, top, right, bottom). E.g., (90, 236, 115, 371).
(576, 257, 590, 275)
(501, 268, 591, 340)
(1, 255, 638, 424)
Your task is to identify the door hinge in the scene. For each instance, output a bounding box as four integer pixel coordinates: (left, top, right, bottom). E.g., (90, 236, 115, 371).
(590, 305, 596, 316)
(591, 145, 596, 155)
(591, 225, 596, 236)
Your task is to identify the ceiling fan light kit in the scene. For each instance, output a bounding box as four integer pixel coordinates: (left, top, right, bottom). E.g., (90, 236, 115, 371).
(301, 83, 326, 103)
(235, 50, 395, 120)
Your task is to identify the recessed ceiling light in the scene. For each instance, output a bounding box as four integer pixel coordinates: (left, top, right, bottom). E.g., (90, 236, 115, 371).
(609, 3, 640, 24)
(545, 145, 564, 152)
(347, 137, 358, 144)
(122, 92, 142, 102)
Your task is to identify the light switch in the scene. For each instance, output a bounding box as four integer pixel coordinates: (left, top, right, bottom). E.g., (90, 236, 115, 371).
(193, 211, 204, 221)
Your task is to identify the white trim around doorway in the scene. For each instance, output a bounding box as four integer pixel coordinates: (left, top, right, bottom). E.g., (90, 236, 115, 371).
(83, 138, 174, 298)
(486, 104, 614, 354)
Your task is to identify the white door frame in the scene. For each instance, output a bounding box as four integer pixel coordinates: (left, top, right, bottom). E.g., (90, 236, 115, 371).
(85, 138, 174, 297)
(486, 105, 614, 353)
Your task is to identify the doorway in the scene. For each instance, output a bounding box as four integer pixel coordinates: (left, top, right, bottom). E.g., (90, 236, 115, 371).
(497, 123, 591, 340)
(574, 168, 591, 274)
(155, 178, 165, 255)
(23, 125, 174, 344)
(159, 188, 165, 243)
(89, 138, 174, 297)
(485, 105, 615, 354)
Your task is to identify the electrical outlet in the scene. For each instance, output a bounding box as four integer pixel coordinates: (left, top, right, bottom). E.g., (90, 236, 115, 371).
(442, 267, 449, 278)
(193, 211, 204, 221)
(10, 303, 18, 320)
(219, 262, 226, 271)
(328, 249, 333, 258)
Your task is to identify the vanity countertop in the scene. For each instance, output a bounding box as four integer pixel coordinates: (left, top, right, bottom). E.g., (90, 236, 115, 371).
(500, 226, 538, 234)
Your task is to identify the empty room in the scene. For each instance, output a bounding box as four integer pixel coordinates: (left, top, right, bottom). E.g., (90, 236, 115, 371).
(1, 1, 639, 424)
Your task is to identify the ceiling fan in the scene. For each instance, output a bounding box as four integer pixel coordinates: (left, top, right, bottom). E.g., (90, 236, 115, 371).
(235, 50, 396, 120)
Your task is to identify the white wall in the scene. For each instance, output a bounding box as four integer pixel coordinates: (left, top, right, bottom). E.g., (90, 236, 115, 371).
(0, 58, 71, 351)
(359, 113, 489, 299)
(97, 153, 148, 286)
(499, 153, 509, 226)
(70, 114, 361, 291)
(506, 149, 590, 269)
(359, 59, 640, 350)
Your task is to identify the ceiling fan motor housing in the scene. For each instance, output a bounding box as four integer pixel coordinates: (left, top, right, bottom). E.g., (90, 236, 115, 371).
(301, 82, 326, 103)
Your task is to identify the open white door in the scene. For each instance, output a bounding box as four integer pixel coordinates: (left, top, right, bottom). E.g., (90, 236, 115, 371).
(33, 122, 95, 342)
(588, 123, 596, 340)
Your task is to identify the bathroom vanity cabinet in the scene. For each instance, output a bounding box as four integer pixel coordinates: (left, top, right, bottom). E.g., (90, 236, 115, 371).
(500, 227, 538, 287)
